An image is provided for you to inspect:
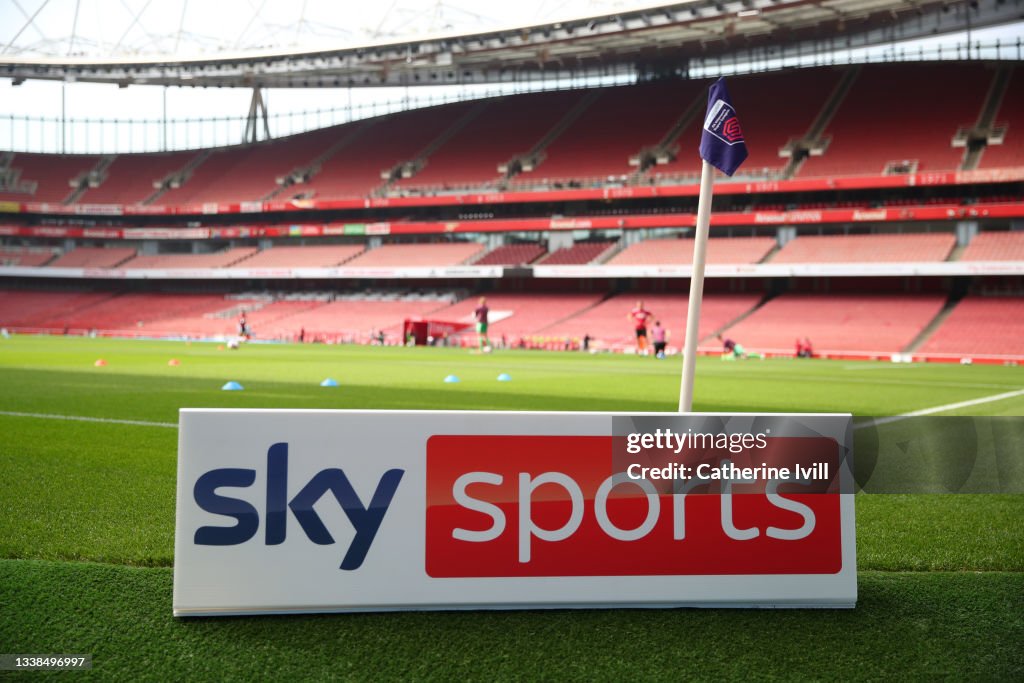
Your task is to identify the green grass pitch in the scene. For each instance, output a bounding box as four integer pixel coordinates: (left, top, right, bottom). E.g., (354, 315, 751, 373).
(0, 336, 1021, 680)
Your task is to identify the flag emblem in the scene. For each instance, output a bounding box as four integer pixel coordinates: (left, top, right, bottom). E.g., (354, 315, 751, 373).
(699, 78, 749, 176)
(722, 116, 743, 142)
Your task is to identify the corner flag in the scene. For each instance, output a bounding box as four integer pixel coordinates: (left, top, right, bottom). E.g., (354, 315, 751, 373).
(699, 77, 748, 176)
(679, 77, 747, 412)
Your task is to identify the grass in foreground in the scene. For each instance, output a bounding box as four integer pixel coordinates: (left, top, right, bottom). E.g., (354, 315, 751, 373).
(1, 561, 1021, 681)
(1, 336, 1022, 680)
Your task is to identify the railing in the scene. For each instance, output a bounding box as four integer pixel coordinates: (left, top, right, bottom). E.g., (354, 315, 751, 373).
(0, 72, 635, 155)
(686, 37, 1023, 79)
(1, 38, 1019, 155)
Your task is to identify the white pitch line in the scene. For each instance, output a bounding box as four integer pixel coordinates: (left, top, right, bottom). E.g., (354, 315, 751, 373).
(841, 363, 928, 372)
(4, 387, 1023, 433)
(0, 410, 177, 429)
(856, 387, 1024, 429)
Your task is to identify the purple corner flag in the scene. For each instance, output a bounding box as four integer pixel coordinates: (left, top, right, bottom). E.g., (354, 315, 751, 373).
(699, 77, 748, 176)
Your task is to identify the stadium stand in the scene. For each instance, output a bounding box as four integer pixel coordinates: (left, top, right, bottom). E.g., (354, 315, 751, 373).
(721, 293, 947, 354)
(393, 91, 585, 191)
(512, 80, 705, 186)
(0, 247, 54, 267)
(251, 295, 454, 342)
(47, 246, 136, 268)
(153, 128, 341, 205)
(0, 289, 116, 328)
(918, 296, 1024, 357)
(472, 242, 547, 265)
(3, 66, 1019, 208)
(343, 242, 484, 267)
(228, 244, 364, 268)
(607, 236, 776, 265)
(538, 241, 616, 265)
(51, 293, 241, 334)
(649, 68, 843, 182)
(235, 299, 326, 335)
(426, 293, 605, 341)
(0, 152, 100, 203)
(799, 63, 993, 177)
(770, 233, 956, 263)
(959, 231, 1024, 261)
(77, 151, 198, 204)
(120, 247, 258, 269)
(148, 148, 250, 205)
(979, 68, 1024, 169)
(544, 292, 762, 349)
(299, 101, 479, 200)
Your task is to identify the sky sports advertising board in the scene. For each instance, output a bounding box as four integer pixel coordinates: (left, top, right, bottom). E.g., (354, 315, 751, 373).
(173, 410, 855, 616)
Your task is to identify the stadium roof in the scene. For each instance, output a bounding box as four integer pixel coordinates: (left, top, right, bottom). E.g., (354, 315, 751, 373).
(2, 0, 1021, 87)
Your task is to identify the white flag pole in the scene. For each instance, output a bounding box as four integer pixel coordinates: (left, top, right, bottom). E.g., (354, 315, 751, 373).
(678, 159, 716, 412)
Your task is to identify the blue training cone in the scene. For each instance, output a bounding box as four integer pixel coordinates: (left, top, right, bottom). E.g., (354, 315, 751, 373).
(221, 381, 244, 391)
(444, 375, 460, 383)
(320, 378, 339, 387)
(497, 373, 512, 382)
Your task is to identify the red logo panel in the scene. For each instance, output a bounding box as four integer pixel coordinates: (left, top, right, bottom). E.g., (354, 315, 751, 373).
(426, 435, 842, 577)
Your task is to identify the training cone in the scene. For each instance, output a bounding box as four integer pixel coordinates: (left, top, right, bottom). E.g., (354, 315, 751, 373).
(168, 359, 180, 367)
(443, 375, 460, 383)
(497, 373, 512, 382)
(94, 359, 107, 367)
(221, 381, 244, 391)
(320, 378, 339, 387)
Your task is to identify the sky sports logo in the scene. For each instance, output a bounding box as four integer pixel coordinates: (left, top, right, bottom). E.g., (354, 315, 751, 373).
(703, 98, 745, 145)
(192, 436, 841, 576)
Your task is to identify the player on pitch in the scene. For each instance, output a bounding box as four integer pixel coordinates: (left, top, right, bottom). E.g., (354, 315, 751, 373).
(628, 300, 653, 355)
(474, 296, 492, 352)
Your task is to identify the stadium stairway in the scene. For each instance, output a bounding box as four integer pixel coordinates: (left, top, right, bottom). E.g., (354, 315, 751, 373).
(631, 91, 706, 181)
(503, 91, 600, 185)
(143, 150, 211, 205)
(782, 66, 860, 179)
(65, 155, 116, 204)
(959, 65, 1014, 170)
(975, 66, 1023, 170)
(902, 295, 965, 353)
(265, 121, 372, 201)
(378, 101, 489, 194)
(704, 292, 773, 342)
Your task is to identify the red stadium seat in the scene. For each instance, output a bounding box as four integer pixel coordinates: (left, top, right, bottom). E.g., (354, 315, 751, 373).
(771, 233, 955, 263)
(607, 236, 775, 265)
(919, 297, 1024, 357)
(722, 294, 946, 355)
(799, 64, 992, 177)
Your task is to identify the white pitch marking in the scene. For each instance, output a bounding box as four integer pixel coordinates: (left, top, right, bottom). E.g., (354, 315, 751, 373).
(0, 410, 177, 429)
(855, 388, 1024, 429)
(841, 363, 928, 371)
